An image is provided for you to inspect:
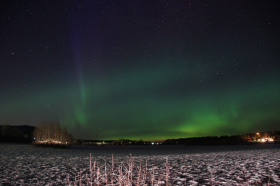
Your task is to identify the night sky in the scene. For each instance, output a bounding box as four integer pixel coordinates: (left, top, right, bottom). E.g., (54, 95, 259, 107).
(1, 1, 280, 141)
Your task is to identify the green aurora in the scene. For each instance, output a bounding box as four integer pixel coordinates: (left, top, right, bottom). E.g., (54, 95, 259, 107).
(1, 1, 280, 140)
(2, 63, 279, 140)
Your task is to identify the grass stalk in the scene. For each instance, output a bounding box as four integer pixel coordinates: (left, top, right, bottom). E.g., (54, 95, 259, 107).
(67, 153, 275, 186)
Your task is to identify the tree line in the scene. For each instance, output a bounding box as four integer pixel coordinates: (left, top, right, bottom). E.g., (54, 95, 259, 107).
(0, 125, 35, 143)
(162, 130, 280, 145)
(33, 122, 72, 145)
(74, 139, 152, 145)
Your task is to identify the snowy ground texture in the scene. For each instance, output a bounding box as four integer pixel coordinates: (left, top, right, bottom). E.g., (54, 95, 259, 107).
(0, 144, 280, 185)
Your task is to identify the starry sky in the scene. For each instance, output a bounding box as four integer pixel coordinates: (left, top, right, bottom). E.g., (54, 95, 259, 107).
(1, 1, 280, 141)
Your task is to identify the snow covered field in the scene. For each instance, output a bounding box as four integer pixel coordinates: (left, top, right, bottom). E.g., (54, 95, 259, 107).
(0, 144, 280, 185)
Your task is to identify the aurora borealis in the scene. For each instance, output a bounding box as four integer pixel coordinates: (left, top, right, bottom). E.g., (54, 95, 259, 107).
(1, 1, 280, 140)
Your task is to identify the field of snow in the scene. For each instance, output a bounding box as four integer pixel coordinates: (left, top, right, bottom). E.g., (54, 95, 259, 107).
(0, 144, 280, 185)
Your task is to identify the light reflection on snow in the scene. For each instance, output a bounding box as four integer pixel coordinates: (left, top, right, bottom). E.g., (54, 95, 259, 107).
(0, 144, 279, 185)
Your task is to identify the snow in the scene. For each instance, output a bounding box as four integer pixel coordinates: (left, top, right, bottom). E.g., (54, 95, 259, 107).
(0, 144, 280, 185)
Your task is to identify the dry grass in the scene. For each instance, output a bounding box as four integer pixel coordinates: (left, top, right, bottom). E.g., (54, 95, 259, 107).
(66, 153, 274, 186)
(67, 153, 182, 185)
